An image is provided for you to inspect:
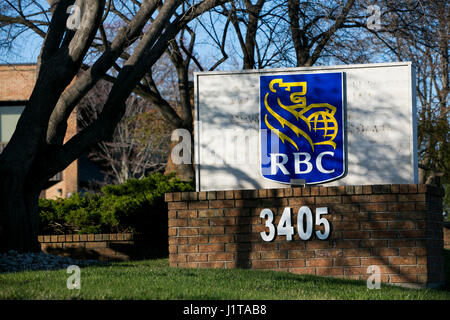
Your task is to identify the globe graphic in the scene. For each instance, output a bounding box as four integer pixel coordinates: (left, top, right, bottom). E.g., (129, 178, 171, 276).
(309, 110, 338, 142)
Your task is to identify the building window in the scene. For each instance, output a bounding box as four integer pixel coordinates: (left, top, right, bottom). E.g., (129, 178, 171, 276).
(0, 106, 25, 143)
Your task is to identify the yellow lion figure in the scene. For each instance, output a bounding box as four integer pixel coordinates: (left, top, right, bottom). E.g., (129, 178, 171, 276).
(264, 78, 338, 151)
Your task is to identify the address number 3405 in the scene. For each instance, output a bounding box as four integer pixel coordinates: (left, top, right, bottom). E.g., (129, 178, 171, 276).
(260, 206, 330, 242)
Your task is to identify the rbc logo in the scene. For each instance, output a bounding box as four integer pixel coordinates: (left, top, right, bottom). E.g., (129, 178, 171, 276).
(260, 72, 346, 184)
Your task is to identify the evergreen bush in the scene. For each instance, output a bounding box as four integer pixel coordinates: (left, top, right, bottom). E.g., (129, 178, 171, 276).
(38, 172, 194, 234)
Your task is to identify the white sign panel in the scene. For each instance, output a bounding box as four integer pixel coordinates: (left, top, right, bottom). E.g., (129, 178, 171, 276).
(194, 62, 417, 191)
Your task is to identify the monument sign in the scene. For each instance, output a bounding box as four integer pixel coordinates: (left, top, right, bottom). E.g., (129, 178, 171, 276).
(194, 62, 417, 191)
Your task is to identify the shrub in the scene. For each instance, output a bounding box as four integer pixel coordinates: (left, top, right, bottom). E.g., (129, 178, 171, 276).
(38, 172, 194, 234)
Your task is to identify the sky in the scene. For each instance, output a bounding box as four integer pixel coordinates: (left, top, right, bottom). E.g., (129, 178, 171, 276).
(0, 0, 293, 71)
(0, 2, 235, 68)
(1, 24, 43, 64)
(0, 1, 396, 70)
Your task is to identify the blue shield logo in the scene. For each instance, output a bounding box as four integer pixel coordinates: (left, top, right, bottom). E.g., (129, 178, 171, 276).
(260, 72, 346, 184)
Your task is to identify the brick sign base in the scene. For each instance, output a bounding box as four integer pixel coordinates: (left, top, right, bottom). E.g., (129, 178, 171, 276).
(165, 184, 445, 288)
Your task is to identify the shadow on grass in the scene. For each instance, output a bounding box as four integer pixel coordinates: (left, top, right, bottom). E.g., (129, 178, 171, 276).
(6, 247, 447, 295)
(0, 257, 109, 275)
(107, 249, 450, 292)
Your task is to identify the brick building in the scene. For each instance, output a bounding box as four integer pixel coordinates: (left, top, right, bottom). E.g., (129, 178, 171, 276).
(0, 64, 78, 199)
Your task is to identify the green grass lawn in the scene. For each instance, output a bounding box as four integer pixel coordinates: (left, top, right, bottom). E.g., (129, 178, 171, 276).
(1, 251, 450, 300)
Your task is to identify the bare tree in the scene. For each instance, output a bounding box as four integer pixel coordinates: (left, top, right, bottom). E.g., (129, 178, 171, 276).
(73, 2, 230, 182)
(343, 0, 449, 186)
(205, 0, 290, 69)
(0, 0, 229, 252)
(285, 0, 357, 67)
(280, 0, 448, 186)
(380, 0, 449, 186)
(78, 79, 171, 185)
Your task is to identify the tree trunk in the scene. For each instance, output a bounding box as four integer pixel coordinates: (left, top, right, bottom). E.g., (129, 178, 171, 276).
(0, 171, 40, 253)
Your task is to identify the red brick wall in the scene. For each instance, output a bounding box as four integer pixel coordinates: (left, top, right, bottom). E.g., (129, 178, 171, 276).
(165, 184, 445, 288)
(0, 64, 36, 101)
